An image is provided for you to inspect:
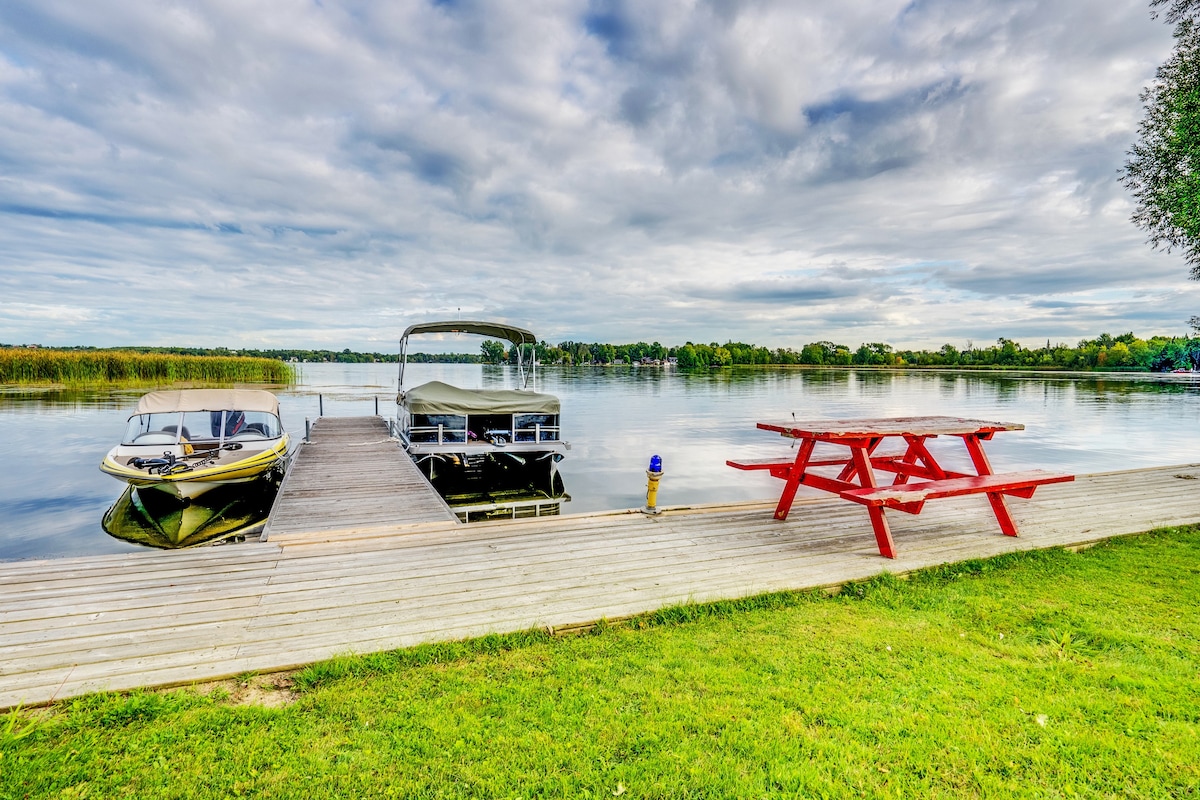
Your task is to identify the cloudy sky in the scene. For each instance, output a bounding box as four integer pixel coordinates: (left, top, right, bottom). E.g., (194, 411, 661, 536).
(0, 0, 1192, 352)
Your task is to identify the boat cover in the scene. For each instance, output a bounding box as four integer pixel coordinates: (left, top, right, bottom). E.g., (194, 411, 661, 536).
(135, 389, 281, 415)
(400, 381, 560, 415)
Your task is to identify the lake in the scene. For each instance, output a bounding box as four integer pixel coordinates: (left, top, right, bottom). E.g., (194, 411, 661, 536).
(3, 363, 1200, 561)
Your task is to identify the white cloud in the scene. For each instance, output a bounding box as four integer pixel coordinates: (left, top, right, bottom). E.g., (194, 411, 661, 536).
(0, 0, 1189, 352)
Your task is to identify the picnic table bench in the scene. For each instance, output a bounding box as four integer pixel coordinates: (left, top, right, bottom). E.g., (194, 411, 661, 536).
(727, 416, 1074, 558)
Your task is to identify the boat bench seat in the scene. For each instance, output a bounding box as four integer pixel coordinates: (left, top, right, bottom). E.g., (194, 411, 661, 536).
(726, 458, 797, 471)
(725, 458, 798, 479)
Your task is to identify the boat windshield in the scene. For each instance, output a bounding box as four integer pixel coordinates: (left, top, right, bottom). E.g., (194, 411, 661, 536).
(122, 411, 282, 445)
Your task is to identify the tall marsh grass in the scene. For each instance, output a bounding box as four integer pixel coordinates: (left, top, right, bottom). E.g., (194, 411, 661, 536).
(0, 348, 294, 386)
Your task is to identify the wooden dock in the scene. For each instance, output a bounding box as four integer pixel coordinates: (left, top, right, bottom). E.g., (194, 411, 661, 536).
(264, 416, 457, 537)
(2, 462, 1199, 710)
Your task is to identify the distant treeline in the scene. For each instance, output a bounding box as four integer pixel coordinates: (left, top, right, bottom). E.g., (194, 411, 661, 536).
(7, 331, 1200, 374)
(493, 332, 1200, 371)
(0, 347, 294, 386)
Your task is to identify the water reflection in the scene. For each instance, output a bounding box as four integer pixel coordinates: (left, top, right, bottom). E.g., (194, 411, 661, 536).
(0, 386, 143, 413)
(424, 446, 570, 523)
(102, 478, 279, 549)
(443, 485, 571, 523)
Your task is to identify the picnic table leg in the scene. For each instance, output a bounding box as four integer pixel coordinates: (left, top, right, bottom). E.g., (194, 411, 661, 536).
(890, 436, 922, 486)
(962, 434, 1019, 537)
(850, 444, 897, 559)
(773, 437, 816, 521)
(897, 435, 946, 481)
(836, 436, 882, 483)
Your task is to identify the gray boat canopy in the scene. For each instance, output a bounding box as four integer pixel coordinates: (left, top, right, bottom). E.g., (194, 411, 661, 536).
(399, 321, 537, 347)
(399, 319, 540, 389)
(400, 381, 560, 415)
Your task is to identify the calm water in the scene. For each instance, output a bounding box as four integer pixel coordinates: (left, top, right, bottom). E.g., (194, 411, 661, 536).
(3, 363, 1200, 561)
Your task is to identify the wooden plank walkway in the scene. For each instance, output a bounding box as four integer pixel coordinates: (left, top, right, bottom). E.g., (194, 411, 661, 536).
(263, 416, 457, 537)
(3, 463, 1200, 710)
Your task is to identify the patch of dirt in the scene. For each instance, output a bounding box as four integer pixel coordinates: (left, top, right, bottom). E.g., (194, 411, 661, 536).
(200, 672, 299, 707)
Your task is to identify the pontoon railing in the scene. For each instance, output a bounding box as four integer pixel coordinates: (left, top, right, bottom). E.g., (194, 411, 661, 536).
(405, 416, 562, 446)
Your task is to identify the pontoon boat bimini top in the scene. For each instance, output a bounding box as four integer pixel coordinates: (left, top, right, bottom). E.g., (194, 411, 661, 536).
(399, 320, 539, 389)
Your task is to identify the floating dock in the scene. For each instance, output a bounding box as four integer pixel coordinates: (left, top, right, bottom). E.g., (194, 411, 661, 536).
(2, 450, 1199, 710)
(264, 416, 457, 537)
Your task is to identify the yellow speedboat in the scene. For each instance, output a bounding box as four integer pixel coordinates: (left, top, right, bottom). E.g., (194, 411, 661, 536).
(100, 389, 290, 501)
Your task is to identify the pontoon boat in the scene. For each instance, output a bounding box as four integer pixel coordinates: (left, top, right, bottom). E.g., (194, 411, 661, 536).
(395, 321, 569, 489)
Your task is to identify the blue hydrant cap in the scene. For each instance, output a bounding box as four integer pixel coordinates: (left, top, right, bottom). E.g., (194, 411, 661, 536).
(649, 454, 662, 472)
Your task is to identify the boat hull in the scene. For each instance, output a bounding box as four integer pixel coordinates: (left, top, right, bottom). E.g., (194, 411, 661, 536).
(100, 435, 290, 500)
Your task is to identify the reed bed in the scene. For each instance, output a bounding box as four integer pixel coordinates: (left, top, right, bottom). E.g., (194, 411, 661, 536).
(0, 348, 294, 386)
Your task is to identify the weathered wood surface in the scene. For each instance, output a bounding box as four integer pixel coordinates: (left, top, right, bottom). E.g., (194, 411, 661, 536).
(263, 416, 457, 537)
(839, 469, 1074, 506)
(3, 464, 1199, 709)
(758, 416, 1024, 438)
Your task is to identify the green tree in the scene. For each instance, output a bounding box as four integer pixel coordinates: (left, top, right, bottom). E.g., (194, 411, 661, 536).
(1123, 0, 1200, 276)
(996, 338, 1021, 366)
(1107, 341, 1134, 367)
(480, 340, 507, 364)
(675, 343, 699, 368)
(853, 343, 894, 366)
(800, 343, 827, 365)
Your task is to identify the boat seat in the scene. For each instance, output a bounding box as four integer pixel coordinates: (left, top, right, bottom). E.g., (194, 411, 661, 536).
(132, 432, 176, 445)
(160, 425, 195, 454)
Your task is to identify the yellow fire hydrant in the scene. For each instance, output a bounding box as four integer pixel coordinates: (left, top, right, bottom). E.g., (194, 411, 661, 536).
(644, 454, 663, 514)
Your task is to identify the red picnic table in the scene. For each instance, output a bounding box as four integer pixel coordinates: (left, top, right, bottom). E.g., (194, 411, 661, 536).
(727, 416, 1074, 559)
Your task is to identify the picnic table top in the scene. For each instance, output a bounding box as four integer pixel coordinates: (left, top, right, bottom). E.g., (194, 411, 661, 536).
(757, 416, 1025, 439)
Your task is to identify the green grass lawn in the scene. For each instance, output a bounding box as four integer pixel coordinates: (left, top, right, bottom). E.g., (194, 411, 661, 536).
(4, 528, 1199, 799)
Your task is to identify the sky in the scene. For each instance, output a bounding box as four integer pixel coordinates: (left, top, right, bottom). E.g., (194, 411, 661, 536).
(0, 0, 1194, 353)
